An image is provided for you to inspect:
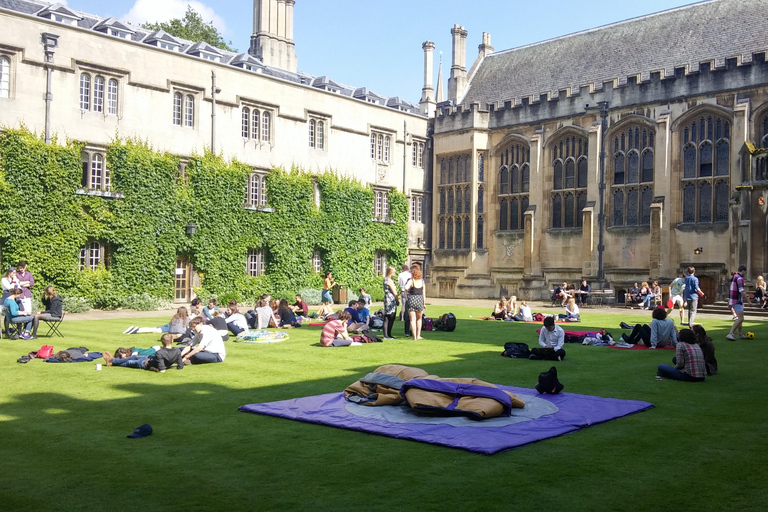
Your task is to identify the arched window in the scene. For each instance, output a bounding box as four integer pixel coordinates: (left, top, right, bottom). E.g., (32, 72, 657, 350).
(551, 134, 587, 228)
(309, 119, 316, 147)
(498, 143, 530, 231)
(456, 187, 462, 214)
(184, 94, 194, 127)
(173, 92, 182, 126)
(478, 153, 485, 182)
(463, 217, 470, 249)
(499, 200, 508, 230)
(438, 154, 472, 250)
(93, 76, 104, 113)
(477, 215, 484, 249)
(79, 73, 91, 110)
(262, 111, 271, 142)
(439, 219, 445, 249)
(440, 160, 446, 184)
(478, 185, 484, 214)
(464, 187, 470, 214)
(253, 109, 260, 140)
(455, 219, 463, 249)
(611, 124, 655, 226)
(370, 133, 376, 159)
(384, 136, 390, 163)
(317, 121, 325, 149)
(107, 79, 118, 115)
(242, 107, 250, 139)
(446, 219, 453, 250)
(681, 113, 730, 223)
(0, 56, 9, 98)
(377, 134, 383, 160)
(90, 154, 104, 190)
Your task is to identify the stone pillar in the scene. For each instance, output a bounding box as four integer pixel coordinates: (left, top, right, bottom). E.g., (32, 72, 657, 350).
(649, 198, 664, 279)
(581, 202, 595, 277)
(420, 41, 436, 117)
(524, 206, 536, 276)
(448, 24, 467, 102)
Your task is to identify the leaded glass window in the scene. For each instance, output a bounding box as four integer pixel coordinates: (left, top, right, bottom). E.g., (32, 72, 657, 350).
(681, 113, 730, 223)
(551, 134, 587, 228)
(611, 125, 655, 226)
(499, 143, 529, 231)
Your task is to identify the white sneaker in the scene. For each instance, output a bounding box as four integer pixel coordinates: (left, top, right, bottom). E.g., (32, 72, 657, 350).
(349, 341, 363, 346)
(725, 333, 735, 341)
(123, 326, 135, 334)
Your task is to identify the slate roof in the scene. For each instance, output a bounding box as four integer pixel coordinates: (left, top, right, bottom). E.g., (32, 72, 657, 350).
(0, 0, 422, 114)
(462, 0, 768, 108)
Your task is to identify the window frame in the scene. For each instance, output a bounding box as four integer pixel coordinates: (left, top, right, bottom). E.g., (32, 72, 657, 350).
(550, 134, 588, 229)
(79, 241, 109, 271)
(0, 55, 10, 99)
(497, 143, 530, 232)
(610, 124, 655, 227)
(246, 249, 266, 277)
(246, 171, 269, 208)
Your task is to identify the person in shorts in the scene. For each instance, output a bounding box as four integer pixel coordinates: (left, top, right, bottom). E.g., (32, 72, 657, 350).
(683, 267, 703, 328)
(726, 265, 747, 341)
(667, 274, 685, 325)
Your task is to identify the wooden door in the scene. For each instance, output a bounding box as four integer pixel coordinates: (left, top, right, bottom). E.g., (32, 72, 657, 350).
(174, 257, 190, 302)
(698, 275, 716, 305)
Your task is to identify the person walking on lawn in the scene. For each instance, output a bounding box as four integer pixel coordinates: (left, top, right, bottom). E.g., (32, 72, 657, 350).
(726, 265, 748, 341)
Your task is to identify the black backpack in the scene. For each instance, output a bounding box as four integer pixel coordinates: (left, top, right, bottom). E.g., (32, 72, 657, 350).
(369, 316, 384, 329)
(501, 342, 531, 358)
(435, 313, 457, 332)
(535, 366, 564, 394)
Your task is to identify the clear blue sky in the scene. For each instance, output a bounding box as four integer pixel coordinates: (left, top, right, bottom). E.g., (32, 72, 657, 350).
(65, 0, 699, 102)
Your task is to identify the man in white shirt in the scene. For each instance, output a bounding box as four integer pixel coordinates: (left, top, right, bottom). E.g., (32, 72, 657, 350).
(181, 316, 226, 364)
(531, 316, 566, 361)
(397, 264, 411, 322)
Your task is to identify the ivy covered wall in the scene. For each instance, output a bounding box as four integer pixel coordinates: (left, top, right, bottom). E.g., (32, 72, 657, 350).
(0, 129, 406, 307)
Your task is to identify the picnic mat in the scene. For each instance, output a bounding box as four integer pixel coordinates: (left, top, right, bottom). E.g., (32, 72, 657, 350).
(239, 385, 653, 455)
(610, 343, 675, 350)
(235, 330, 289, 343)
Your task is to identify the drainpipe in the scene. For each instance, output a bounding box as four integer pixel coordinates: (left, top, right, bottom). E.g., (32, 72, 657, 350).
(211, 71, 221, 153)
(403, 120, 408, 194)
(41, 33, 59, 145)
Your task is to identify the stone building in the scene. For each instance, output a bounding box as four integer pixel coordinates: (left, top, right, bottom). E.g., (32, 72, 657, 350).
(428, 0, 768, 303)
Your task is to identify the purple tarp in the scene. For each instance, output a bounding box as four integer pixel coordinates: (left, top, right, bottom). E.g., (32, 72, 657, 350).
(239, 384, 654, 455)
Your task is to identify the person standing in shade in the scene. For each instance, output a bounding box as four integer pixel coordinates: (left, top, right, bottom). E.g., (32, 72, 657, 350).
(382, 266, 398, 339)
(667, 273, 685, 325)
(726, 265, 748, 340)
(397, 264, 411, 324)
(683, 266, 703, 328)
(15, 261, 34, 313)
(531, 316, 566, 361)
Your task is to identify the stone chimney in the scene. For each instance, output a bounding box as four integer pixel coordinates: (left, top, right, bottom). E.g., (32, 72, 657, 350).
(250, 0, 297, 73)
(448, 24, 467, 102)
(419, 41, 436, 117)
(479, 32, 493, 57)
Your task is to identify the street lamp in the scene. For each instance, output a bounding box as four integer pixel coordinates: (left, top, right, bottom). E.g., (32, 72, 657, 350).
(585, 101, 609, 290)
(41, 32, 59, 145)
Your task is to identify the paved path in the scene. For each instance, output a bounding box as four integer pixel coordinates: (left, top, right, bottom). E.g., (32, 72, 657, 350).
(64, 298, 752, 323)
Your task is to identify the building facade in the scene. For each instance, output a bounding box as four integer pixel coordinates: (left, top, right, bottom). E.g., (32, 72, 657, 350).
(0, 0, 433, 297)
(429, 0, 768, 302)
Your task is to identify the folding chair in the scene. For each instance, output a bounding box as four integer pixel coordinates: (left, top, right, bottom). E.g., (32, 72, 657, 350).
(2, 305, 25, 340)
(42, 311, 65, 338)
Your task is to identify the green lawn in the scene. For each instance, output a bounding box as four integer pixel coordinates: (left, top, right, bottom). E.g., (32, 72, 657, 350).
(1, 307, 766, 512)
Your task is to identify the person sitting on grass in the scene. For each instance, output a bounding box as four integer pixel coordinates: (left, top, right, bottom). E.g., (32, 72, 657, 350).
(103, 334, 184, 372)
(356, 299, 371, 328)
(189, 298, 202, 317)
(492, 297, 509, 320)
(531, 316, 566, 361)
(277, 299, 302, 328)
(559, 298, 580, 322)
(691, 325, 718, 376)
(225, 301, 248, 335)
(620, 307, 678, 348)
(4, 287, 38, 339)
(343, 300, 369, 333)
(513, 300, 533, 322)
(207, 310, 230, 340)
(656, 328, 705, 382)
(316, 302, 335, 320)
(290, 294, 309, 317)
(180, 316, 226, 364)
(202, 298, 220, 321)
(123, 307, 190, 336)
(320, 310, 355, 347)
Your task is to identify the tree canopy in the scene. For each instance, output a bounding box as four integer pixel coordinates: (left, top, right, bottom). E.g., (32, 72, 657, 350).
(141, 6, 236, 52)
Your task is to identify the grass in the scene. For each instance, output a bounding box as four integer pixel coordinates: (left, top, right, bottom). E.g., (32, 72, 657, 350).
(1, 306, 766, 512)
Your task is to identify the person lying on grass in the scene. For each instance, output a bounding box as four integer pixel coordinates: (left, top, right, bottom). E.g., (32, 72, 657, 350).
(656, 328, 705, 382)
(320, 310, 357, 347)
(123, 307, 190, 336)
(103, 334, 184, 372)
(530, 315, 566, 361)
(180, 316, 226, 364)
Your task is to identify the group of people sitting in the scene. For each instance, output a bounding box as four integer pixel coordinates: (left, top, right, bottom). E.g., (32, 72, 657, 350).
(626, 281, 662, 309)
(2, 281, 62, 340)
(490, 296, 534, 322)
(552, 280, 592, 307)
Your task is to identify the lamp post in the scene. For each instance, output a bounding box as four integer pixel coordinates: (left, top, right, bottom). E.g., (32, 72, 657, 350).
(585, 101, 609, 290)
(41, 32, 59, 145)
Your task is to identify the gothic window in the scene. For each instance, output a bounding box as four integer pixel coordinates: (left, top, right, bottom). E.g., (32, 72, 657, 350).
(464, 187, 470, 213)
(499, 143, 529, 231)
(440, 160, 446, 184)
(173, 92, 182, 126)
(79, 241, 109, 271)
(438, 154, 470, 250)
(81, 151, 111, 191)
(447, 188, 454, 214)
(262, 112, 271, 142)
(477, 216, 484, 249)
(107, 79, 118, 116)
(463, 217, 470, 249)
(242, 107, 250, 139)
(0, 56, 9, 98)
(478, 153, 485, 182)
(551, 135, 587, 228)
(374, 251, 387, 276)
(312, 249, 323, 273)
(762, 113, 768, 147)
(412, 141, 425, 167)
(253, 110, 260, 140)
(79, 73, 90, 110)
(373, 188, 390, 221)
(439, 218, 445, 249)
(371, 132, 391, 163)
(681, 113, 730, 223)
(246, 249, 266, 277)
(455, 219, 462, 249)
(456, 187, 463, 214)
(247, 172, 268, 207)
(317, 121, 325, 149)
(464, 156, 471, 182)
(410, 194, 423, 223)
(477, 185, 484, 214)
(446, 218, 453, 249)
(611, 125, 654, 226)
(93, 76, 104, 113)
(184, 94, 194, 128)
(309, 119, 315, 147)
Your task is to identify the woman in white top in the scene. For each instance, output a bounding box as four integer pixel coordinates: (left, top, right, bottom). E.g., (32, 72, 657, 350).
(181, 316, 226, 364)
(225, 303, 249, 335)
(1, 267, 19, 303)
(560, 298, 580, 322)
(514, 301, 533, 322)
(124, 307, 190, 336)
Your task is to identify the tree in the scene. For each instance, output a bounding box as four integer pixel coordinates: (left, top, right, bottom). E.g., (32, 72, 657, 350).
(141, 6, 236, 52)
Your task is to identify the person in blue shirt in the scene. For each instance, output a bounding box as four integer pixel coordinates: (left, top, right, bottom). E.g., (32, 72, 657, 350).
(343, 300, 368, 333)
(3, 287, 38, 339)
(356, 300, 371, 326)
(683, 266, 703, 328)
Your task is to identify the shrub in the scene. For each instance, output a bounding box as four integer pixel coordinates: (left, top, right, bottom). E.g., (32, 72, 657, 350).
(298, 288, 322, 305)
(121, 293, 174, 311)
(62, 296, 91, 313)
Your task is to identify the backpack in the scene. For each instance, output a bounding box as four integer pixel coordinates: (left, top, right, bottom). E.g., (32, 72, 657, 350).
(434, 313, 457, 332)
(535, 366, 564, 394)
(37, 345, 55, 359)
(501, 342, 531, 358)
(533, 313, 545, 322)
(369, 316, 384, 329)
(422, 317, 433, 331)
